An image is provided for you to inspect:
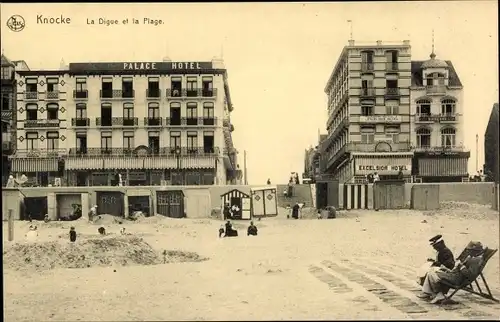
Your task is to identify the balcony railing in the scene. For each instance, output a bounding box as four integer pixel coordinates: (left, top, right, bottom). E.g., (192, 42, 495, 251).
(415, 114, 458, 122)
(361, 62, 374, 72)
(360, 87, 375, 97)
(24, 92, 38, 100)
(143, 117, 163, 126)
(73, 90, 88, 99)
(45, 91, 60, 100)
(96, 117, 138, 126)
(413, 145, 466, 153)
(166, 88, 218, 98)
(165, 117, 217, 126)
(13, 148, 66, 158)
(100, 89, 135, 99)
(71, 118, 90, 127)
(24, 119, 60, 128)
(347, 141, 412, 153)
(385, 88, 400, 96)
(67, 147, 221, 157)
(146, 89, 161, 98)
(386, 62, 399, 71)
(426, 85, 447, 95)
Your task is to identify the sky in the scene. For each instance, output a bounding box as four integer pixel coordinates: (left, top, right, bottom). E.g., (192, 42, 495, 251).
(1, 2, 498, 185)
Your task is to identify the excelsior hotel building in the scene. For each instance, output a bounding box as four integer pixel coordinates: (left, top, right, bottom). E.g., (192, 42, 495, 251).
(409, 50, 469, 182)
(10, 58, 241, 186)
(320, 40, 413, 183)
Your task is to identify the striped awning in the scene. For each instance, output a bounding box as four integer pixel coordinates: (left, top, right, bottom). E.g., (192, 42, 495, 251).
(66, 158, 104, 170)
(419, 158, 468, 176)
(11, 158, 58, 172)
(182, 156, 216, 169)
(144, 157, 176, 170)
(104, 158, 144, 170)
(354, 156, 412, 176)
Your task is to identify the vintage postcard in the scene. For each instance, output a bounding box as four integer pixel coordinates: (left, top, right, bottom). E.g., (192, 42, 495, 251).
(1, 2, 499, 321)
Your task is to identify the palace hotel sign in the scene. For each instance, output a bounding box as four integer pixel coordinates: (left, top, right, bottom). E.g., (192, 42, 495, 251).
(68, 61, 214, 73)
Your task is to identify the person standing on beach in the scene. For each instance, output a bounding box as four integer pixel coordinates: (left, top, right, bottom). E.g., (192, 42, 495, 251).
(291, 203, 300, 219)
(69, 227, 77, 242)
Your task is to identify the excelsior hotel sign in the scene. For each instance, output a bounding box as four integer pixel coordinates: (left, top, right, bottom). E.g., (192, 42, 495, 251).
(359, 115, 402, 123)
(69, 61, 214, 72)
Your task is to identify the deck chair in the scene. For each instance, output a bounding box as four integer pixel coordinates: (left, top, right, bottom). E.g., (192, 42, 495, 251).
(440, 247, 499, 303)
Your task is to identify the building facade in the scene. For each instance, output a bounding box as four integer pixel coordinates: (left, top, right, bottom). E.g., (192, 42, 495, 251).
(484, 103, 499, 183)
(409, 51, 469, 182)
(10, 58, 241, 187)
(321, 40, 413, 184)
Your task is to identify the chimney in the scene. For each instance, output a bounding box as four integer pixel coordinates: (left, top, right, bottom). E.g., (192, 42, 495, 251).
(162, 56, 171, 62)
(403, 40, 410, 46)
(348, 40, 355, 46)
(59, 58, 66, 70)
(376, 40, 382, 46)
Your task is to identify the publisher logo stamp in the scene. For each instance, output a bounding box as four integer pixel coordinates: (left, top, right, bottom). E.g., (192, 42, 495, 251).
(7, 15, 25, 32)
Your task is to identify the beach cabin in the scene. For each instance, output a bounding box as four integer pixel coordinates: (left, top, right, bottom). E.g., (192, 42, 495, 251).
(250, 186, 278, 218)
(221, 189, 251, 220)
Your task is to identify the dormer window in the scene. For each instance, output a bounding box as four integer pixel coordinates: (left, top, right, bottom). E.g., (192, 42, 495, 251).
(426, 72, 445, 86)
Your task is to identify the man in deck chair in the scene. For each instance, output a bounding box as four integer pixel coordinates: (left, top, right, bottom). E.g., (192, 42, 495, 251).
(419, 242, 485, 304)
(417, 235, 455, 286)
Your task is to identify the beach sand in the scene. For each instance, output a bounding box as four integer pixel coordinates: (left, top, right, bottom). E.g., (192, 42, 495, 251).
(3, 202, 500, 321)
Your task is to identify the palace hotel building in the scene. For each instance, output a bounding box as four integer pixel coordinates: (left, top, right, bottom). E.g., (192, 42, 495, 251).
(321, 40, 414, 183)
(10, 58, 241, 186)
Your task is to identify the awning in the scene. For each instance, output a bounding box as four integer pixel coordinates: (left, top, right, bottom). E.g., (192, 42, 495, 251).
(419, 158, 468, 176)
(354, 156, 412, 176)
(66, 158, 104, 170)
(144, 157, 176, 169)
(11, 158, 58, 172)
(103, 158, 144, 170)
(182, 156, 216, 169)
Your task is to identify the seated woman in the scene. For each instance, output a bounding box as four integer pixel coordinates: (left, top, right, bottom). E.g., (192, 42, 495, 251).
(247, 221, 258, 236)
(418, 242, 485, 304)
(224, 220, 238, 237)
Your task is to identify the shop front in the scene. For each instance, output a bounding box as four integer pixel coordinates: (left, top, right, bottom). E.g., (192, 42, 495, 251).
(352, 152, 413, 182)
(413, 151, 470, 182)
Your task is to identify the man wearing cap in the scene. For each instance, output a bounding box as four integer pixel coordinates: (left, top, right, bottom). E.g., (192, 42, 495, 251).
(417, 235, 455, 289)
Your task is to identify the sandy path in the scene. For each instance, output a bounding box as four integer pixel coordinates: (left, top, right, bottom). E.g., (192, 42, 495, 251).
(3, 205, 500, 321)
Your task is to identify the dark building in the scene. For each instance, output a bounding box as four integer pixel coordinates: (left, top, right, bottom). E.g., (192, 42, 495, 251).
(484, 103, 499, 183)
(1, 54, 17, 185)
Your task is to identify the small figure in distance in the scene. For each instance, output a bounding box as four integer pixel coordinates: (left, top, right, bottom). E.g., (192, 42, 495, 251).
(69, 227, 77, 242)
(98, 227, 106, 235)
(219, 225, 225, 238)
(247, 221, 258, 236)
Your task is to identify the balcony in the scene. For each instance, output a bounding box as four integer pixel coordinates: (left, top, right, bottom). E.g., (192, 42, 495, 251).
(45, 91, 60, 100)
(386, 62, 399, 71)
(13, 148, 66, 158)
(24, 119, 60, 128)
(96, 117, 138, 126)
(68, 147, 221, 157)
(413, 145, 466, 153)
(24, 92, 38, 100)
(415, 114, 458, 123)
(361, 62, 374, 72)
(165, 117, 218, 126)
(385, 87, 400, 97)
(100, 89, 135, 99)
(360, 87, 375, 97)
(73, 90, 88, 100)
(347, 141, 412, 153)
(144, 117, 163, 126)
(146, 89, 161, 99)
(166, 88, 218, 99)
(71, 118, 90, 127)
(426, 85, 447, 95)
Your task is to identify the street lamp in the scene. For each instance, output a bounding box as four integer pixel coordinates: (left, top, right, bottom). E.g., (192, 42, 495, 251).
(174, 146, 182, 185)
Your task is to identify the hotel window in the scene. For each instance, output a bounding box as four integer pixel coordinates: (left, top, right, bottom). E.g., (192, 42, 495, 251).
(2, 93, 10, 110)
(148, 131, 160, 154)
(76, 77, 87, 91)
(386, 79, 398, 89)
(361, 51, 374, 64)
(361, 105, 373, 116)
(186, 76, 198, 97)
(122, 77, 134, 98)
(101, 131, 112, 151)
(26, 78, 38, 93)
(123, 102, 134, 119)
(101, 103, 112, 126)
(385, 50, 398, 64)
(76, 132, 87, 153)
(202, 76, 213, 97)
(123, 131, 135, 151)
(170, 131, 181, 149)
(47, 78, 59, 92)
(203, 102, 215, 125)
(441, 99, 456, 116)
(47, 103, 59, 120)
(148, 102, 160, 119)
(441, 127, 456, 147)
(203, 131, 214, 153)
(171, 77, 182, 97)
(385, 126, 400, 143)
(76, 103, 87, 118)
(26, 104, 38, 120)
(186, 102, 198, 125)
(416, 99, 431, 115)
(101, 78, 113, 98)
(170, 102, 181, 125)
(360, 126, 375, 144)
(187, 131, 198, 153)
(416, 128, 431, 148)
(147, 77, 160, 97)
(26, 132, 38, 150)
(385, 101, 399, 115)
(47, 131, 59, 150)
